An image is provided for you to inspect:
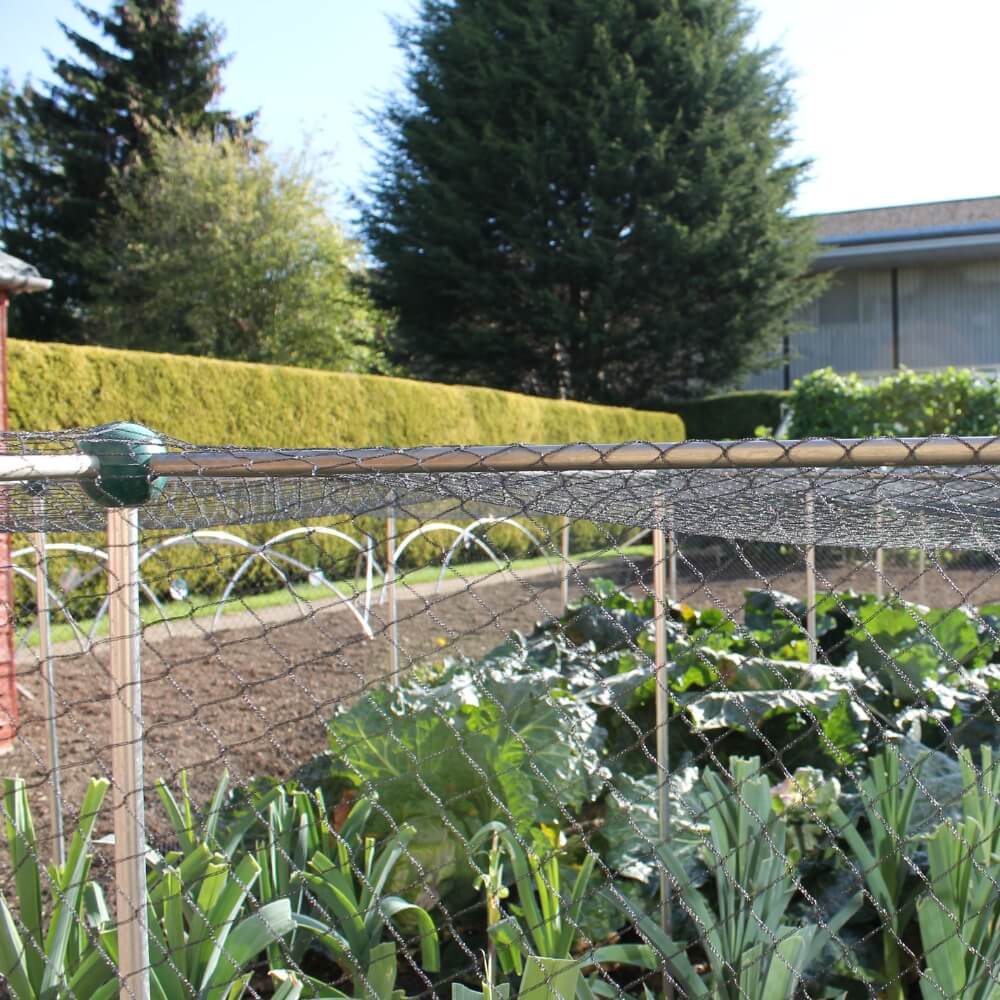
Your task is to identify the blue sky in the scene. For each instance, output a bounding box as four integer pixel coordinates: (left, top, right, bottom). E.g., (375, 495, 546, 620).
(4, 0, 1000, 223)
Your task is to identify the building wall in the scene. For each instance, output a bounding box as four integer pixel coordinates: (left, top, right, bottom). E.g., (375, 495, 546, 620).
(898, 260, 1000, 369)
(742, 258, 1000, 387)
(742, 364, 784, 390)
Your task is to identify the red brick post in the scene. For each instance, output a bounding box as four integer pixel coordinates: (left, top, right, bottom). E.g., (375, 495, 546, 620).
(0, 291, 17, 750)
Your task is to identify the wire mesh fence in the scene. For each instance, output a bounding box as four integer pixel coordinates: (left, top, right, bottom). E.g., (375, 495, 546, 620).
(3, 426, 1000, 999)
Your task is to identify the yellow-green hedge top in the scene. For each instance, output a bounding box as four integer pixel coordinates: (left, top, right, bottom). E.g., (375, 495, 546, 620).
(9, 339, 684, 448)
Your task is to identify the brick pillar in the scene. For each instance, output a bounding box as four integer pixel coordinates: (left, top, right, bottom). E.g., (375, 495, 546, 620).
(0, 291, 17, 750)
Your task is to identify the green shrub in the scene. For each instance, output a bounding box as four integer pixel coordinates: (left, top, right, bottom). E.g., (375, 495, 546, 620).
(8, 339, 683, 447)
(788, 367, 1000, 438)
(666, 390, 789, 440)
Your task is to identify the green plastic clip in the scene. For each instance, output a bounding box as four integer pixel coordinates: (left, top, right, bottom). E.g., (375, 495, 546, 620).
(78, 422, 167, 507)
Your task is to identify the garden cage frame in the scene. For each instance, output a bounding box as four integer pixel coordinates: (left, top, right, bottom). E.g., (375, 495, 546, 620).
(3, 425, 1000, 1000)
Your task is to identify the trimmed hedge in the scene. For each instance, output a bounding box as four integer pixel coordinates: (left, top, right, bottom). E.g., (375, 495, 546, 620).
(8, 339, 684, 446)
(8, 341, 676, 617)
(666, 390, 789, 440)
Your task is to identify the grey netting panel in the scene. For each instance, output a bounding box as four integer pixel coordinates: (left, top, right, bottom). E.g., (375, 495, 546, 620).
(3, 427, 1000, 548)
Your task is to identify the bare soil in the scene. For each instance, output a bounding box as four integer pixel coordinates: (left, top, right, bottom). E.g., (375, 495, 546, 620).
(5, 568, 577, 868)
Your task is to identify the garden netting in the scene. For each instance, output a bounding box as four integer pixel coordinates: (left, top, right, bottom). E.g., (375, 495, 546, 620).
(3, 425, 1000, 999)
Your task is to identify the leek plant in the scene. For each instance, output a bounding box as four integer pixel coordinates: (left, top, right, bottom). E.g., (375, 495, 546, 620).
(1, 773, 294, 1000)
(453, 954, 581, 1000)
(271, 941, 402, 1000)
(609, 758, 860, 999)
(826, 746, 922, 999)
(0, 777, 115, 1000)
(137, 844, 294, 1000)
(469, 822, 656, 1000)
(290, 805, 441, 1000)
(917, 746, 1000, 1000)
(156, 772, 442, 999)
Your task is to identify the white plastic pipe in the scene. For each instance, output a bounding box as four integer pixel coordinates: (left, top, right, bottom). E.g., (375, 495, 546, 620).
(0, 454, 99, 481)
(805, 492, 817, 665)
(560, 515, 571, 614)
(874, 506, 885, 600)
(667, 504, 677, 604)
(385, 509, 400, 687)
(31, 494, 64, 864)
(652, 504, 672, 952)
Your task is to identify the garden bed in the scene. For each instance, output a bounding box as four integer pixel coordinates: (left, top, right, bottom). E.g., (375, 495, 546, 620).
(6, 567, 584, 872)
(5, 550, 1000, 998)
(6, 553, 995, 869)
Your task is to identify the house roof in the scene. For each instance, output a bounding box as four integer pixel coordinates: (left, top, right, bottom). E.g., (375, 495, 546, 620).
(0, 251, 52, 294)
(810, 196, 1000, 270)
(815, 195, 1000, 240)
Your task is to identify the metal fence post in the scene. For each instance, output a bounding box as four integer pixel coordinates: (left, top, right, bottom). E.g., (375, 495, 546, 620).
(560, 515, 571, 614)
(31, 490, 64, 864)
(107, 506, 150, 1000)
(667, 504, 677, 604)
(652, 503, 672, 963)
(805, 491, 817, 664)
(385, 508, 400, 687)
(874, 506, 885, 600)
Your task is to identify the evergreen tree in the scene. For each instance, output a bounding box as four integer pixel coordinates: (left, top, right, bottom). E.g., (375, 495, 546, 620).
(363, 0, 821, 403)
(0, 75, 51, 251)
(0, 0, 250, 341)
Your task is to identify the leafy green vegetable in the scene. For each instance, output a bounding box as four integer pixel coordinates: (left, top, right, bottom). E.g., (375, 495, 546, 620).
(328, 665, 605, 829)
(849, 599, 994, 701)
(322, 660, 608, 912)
(600, 770, 705, 887)
(744, 589, 805, 631)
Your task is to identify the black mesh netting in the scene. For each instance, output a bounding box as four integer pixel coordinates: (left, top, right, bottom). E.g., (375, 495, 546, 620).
(3, 426, 1000, 1000)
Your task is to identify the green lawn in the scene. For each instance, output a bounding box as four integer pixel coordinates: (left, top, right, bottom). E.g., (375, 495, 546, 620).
(28, 545, 654, 648)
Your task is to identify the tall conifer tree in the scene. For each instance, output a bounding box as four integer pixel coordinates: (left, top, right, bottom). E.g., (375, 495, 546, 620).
(0, 0, 249, 340)
(364, 0, 821, 402)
